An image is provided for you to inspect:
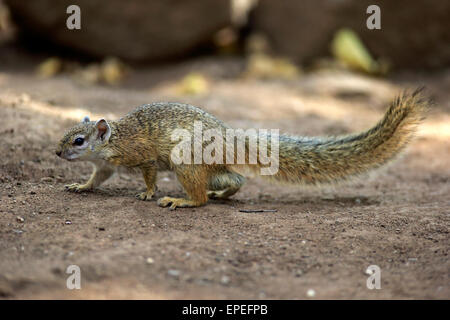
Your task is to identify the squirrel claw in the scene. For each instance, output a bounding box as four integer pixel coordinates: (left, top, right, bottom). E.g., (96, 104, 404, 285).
(64, 183, 90, 193)
(157, 196, 174, 209)
(157, 197, 180, 210)
(136, 191, 154, 201)
(157, 196, 201, 210)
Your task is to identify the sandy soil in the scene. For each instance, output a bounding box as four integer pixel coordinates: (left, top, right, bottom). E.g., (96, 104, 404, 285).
(0, 53, 449, 299)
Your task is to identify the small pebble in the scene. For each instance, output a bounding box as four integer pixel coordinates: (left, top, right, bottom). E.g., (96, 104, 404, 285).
(306, 289, 316, 298)
(16, 216, 24, 223)
(365, 267, 374, 275)
(221, 275, 230, 285)
(168, 269, 180, 277)
(65, 220, 72, 225)
(146, 257, 154, 264)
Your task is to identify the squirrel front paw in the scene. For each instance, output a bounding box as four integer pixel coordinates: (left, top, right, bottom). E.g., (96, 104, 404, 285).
(64, 183, 92, 193)
(136, 191, 154, 201)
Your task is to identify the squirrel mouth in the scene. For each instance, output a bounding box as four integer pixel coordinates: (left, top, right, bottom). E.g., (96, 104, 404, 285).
(65, 155, 79, 162)
(56, 152, 74, 161)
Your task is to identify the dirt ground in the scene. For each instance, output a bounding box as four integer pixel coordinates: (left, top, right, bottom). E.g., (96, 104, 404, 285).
(0, 49, 449, 299)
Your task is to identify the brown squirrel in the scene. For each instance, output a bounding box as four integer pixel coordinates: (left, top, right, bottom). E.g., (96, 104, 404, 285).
(56, 89, 428, 209)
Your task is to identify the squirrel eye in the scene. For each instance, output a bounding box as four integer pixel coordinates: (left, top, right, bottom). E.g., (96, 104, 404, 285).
(74, 137, 84, 146)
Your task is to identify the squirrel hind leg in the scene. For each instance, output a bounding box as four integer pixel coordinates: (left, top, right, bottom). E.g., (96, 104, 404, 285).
(207, 170, 245, 200)
(158, 165, 209, 210)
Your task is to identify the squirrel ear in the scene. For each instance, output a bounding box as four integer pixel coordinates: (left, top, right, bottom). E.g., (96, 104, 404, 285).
(82, 116, 90, 123)
(95, 119, 111, 142)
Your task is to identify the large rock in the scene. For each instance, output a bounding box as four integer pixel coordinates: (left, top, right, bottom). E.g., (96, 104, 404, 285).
(251, 0, 450, 69)
(5, 0, 231, 61)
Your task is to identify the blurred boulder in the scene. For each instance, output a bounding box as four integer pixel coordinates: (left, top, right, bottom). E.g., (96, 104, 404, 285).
(251, 0, 450, 69)
(5, 0, 231, 61)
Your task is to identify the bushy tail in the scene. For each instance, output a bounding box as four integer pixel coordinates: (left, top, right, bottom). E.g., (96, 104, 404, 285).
(258, 88, 429, 185)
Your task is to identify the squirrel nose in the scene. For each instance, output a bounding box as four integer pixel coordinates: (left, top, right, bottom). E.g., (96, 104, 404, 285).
(56, 150, 62, 157)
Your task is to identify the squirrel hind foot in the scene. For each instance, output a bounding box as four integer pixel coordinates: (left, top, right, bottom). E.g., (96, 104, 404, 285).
(157, 197, 205, 210)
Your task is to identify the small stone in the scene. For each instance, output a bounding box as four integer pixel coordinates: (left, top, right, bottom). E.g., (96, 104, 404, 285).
(306, 289, 316, 298)
(65, 220, 72, 225)
(30, 191, 36, 195)
(221, 275, 230, 285)
(16, 216, 24, 223)
(146, 257, 154, 264)
(167, 269, 180, 277)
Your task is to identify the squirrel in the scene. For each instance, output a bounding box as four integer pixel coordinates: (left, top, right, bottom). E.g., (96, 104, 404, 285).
(56, 88, 428, 210)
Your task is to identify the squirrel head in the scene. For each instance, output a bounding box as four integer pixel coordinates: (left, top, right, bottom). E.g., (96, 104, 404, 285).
(55, 116, 112, 161)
